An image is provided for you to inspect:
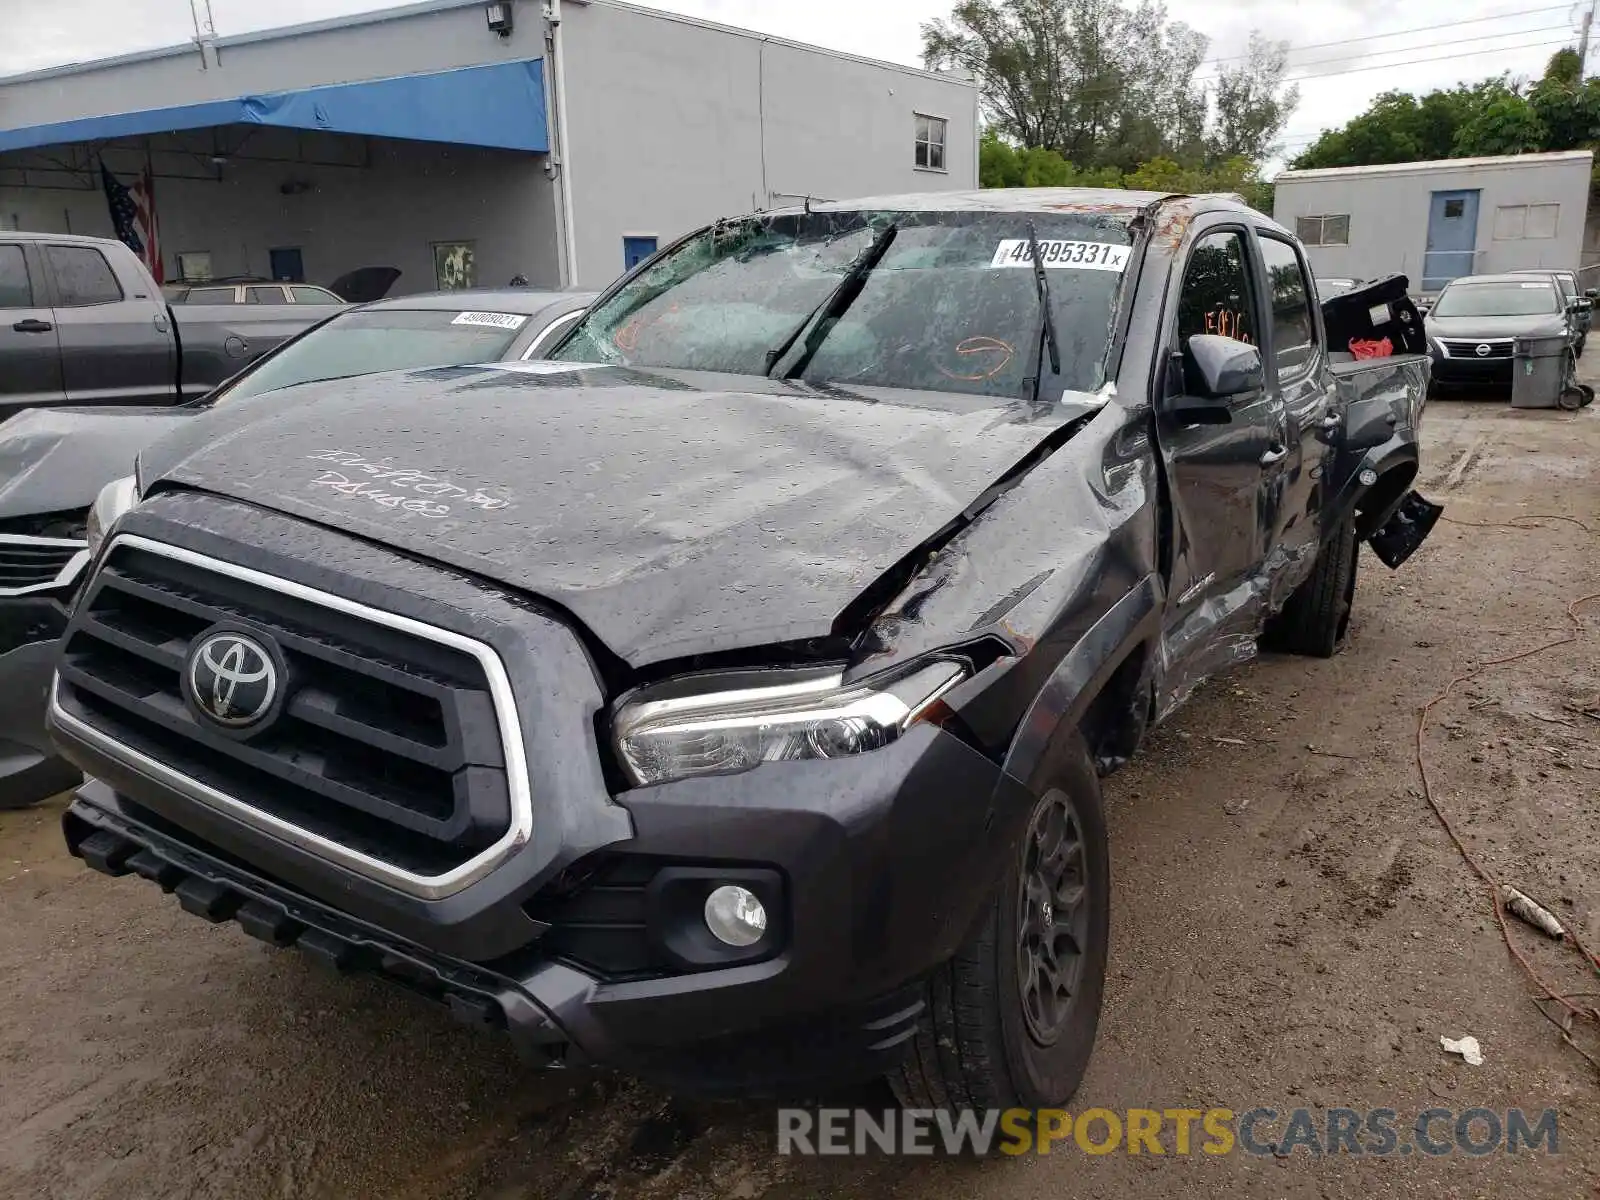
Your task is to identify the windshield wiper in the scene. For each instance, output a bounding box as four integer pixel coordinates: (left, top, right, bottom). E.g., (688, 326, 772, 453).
(1022, 220, 1062, 404)
(764, 222, 900, 378)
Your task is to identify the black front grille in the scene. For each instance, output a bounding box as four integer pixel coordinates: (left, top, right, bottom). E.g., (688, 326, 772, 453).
(1441, 340, 1513, 359)
(56, 542, 513, 876)
(0, 536, 82, 591)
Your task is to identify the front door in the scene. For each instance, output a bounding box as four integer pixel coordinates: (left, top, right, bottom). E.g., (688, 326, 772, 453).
(0, 241, 66, 418)
(1157, 226, 1284, 617)
(1423, 190, 1480, 291)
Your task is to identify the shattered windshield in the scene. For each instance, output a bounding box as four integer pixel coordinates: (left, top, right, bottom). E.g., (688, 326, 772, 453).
(552, 210, 1133, 397)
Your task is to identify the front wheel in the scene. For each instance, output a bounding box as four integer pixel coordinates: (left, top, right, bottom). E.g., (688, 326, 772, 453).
(889, 734, 1110, 1111)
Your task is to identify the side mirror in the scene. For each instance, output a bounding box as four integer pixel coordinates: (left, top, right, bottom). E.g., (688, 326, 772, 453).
(1586, 287, 1597, 299)
(1187, 334, 1263, 396)
(1167, 336, 1262, 425)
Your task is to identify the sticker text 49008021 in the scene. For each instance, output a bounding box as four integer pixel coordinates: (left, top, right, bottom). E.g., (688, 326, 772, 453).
(304, 450, 512, 519)
(990, 239, 1130, 272)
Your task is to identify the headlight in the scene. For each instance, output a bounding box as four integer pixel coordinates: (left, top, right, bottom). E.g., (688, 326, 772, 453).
(84, 475, 139, 557)
(613, 660, 967, 786)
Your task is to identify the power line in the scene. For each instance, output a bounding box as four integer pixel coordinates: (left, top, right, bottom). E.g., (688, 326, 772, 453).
(1282, 33, 1575, 80)
(1193, 22, 1576, 80)
(1196, 4, 1571, 68)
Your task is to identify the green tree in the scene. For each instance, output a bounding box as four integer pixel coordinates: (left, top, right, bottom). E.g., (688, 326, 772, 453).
(1291, 50, 1600, 170)
(1208, 32, 1300, 163)
(923, 0, 1213, 168)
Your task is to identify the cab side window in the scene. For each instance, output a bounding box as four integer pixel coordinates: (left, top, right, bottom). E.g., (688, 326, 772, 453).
(1177, 231, 1256, 350)
(0, 246, 32, 308)
(1257, 235, 1318, 375)
(45, 245, 123, 306)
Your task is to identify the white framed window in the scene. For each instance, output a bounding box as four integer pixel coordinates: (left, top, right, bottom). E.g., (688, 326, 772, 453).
(175, 251, 213, 281)
(915, 115, 947, 171)
(1295, 215, 1350, 247)
(1494, 203, 1560, 240)
(432, 241, 477, 290)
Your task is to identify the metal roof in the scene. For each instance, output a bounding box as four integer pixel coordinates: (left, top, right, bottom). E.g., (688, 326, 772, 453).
(1276, 150, 1594, 184)
(0, 59, 548, 155)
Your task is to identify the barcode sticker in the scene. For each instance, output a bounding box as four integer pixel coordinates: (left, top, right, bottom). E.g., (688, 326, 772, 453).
(990, 239, 1130, 271)
(453, 311, 529, 329)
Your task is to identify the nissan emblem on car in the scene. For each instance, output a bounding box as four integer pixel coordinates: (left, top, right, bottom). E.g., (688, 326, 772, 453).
(1476, 343, 1492, 357)
(187, 631, 278, 728)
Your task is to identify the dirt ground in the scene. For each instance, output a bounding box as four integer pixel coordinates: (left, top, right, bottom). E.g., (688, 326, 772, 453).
(3, 387, 1597, 1200)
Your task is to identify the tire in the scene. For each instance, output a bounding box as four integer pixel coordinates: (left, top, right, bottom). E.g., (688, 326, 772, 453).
(889, 733, 1110, 1112)
(1262, 515, 1358, 658)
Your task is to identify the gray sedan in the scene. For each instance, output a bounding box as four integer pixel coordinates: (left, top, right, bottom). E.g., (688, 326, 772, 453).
(0, 286, 594, 810)
(1423, 274, 1580, 390)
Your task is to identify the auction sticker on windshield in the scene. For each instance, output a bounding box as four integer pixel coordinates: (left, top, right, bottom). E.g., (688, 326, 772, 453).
(452, 311, 529, 329)
(990, 240, 1129, 271)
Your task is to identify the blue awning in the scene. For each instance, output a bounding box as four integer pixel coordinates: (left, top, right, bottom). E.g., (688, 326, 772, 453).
(0, 58, 547, 154)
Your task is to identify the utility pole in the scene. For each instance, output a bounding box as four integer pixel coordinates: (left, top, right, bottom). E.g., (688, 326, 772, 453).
(1581, 0, 1596, 78)
(188, 0, 216, 40)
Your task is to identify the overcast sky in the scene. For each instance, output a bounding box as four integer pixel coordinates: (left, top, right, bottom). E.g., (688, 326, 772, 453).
(0, 0, 1587, 171)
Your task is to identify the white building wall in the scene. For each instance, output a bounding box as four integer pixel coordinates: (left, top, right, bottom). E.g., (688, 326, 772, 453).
(0, 131, 560, 293)
(1, 0, 979, 294)
(1273, 152, 1593, 291)
(558, 0, 978, 287)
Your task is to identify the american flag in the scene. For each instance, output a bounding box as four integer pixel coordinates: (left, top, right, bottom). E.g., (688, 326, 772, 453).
(99, 161, 163, 284)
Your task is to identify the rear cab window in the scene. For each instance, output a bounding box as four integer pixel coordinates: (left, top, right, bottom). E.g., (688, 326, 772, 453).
(45, 245, 124, 306)
(291, 286, 341, 304)
(0, 245, 33, 308)
(1256, 235, 1319, 375)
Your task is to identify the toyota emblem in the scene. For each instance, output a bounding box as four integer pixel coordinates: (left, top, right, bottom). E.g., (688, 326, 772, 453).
(1475, 343, 1492, 357)
(186, 630, 279, 729)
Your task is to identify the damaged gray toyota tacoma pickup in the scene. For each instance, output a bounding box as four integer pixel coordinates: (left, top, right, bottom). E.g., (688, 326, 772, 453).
(50, 190, 1440, 1107)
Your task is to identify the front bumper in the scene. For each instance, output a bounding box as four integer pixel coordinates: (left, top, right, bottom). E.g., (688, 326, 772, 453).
(0, 600, 81, 807)
(1429, 353, 1512, 387)
(62, 718, 1033, 1094)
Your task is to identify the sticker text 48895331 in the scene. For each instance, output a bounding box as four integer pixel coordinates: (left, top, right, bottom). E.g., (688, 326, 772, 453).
(990, 239, 1130, 272)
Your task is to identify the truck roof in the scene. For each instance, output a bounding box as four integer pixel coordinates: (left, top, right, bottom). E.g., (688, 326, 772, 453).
(767, 188, 1258, 220)
(360, 287, 596, 312)
(3, 230, 131, 248)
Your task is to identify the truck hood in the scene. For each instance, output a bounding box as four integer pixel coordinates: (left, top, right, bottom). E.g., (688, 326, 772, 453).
(138, 362, 1103, 666)
(1426, 313, 1567, 340)
(0, 406, 199, 521)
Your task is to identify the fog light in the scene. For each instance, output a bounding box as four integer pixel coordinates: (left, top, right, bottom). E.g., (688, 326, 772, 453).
(1359, 468, 1378, 486)
(704, 885, 767, 947)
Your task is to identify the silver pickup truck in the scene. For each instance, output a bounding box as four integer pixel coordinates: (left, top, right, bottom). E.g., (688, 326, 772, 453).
(0, 232, 343, 423)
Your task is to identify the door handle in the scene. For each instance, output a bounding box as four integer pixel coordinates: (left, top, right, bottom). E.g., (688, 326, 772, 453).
(12, 318, 52, 333)
(1259, 443, 1289, 467)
